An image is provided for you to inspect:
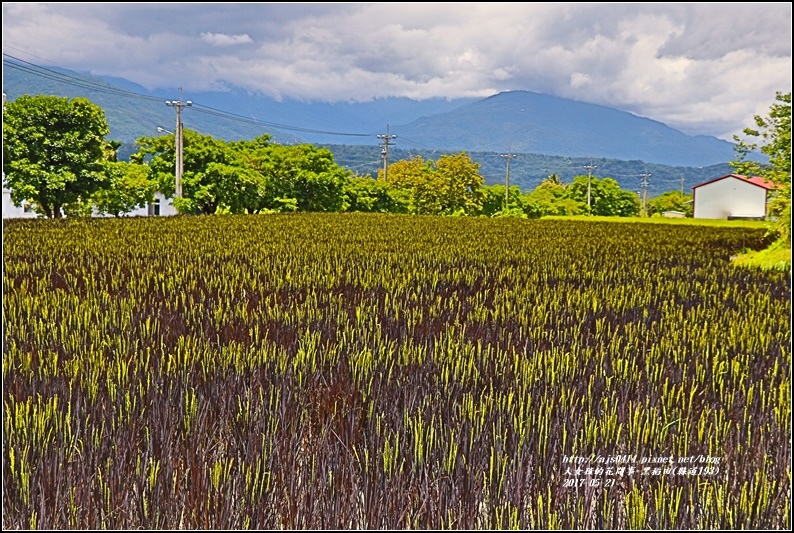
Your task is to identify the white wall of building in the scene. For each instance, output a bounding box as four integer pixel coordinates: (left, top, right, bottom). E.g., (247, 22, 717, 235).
(109, 193, 177, 217)
(693, 176, 769, 219)
(155, 193, 178, 216)
(2, 188, 39, 219)
(3, 189, 176, 219)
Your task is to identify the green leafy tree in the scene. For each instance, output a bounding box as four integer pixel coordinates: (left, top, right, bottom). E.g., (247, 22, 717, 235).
(383, 155, 440, 214)
(434, 152, 485, 215)
(343, 176, 410, 213)
(92, 162, 157, 217)
(61, 197, 94, 218)
(386, 152, 484, 215)
(133, 133, 352, 215)
(731, 91, 791, 243)
(545, 173, 563, 185)
(568, 175, 640, 217)
(3, 94, 111, 218)
(478, 184, 527, 217)
(647, 190, 693, 217)
(525, 180, 586, 216)
(133, 130, 261, 214)
(246, 143, 352, 213)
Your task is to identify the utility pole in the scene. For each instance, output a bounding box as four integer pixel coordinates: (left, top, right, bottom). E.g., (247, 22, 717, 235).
(640, 172, 651, 217)
(377, 125, 397, 182)
(500, 150, 517, 210)
(584, 163, 597, 214)
(165, 88, 192, 198)
(680, 175, 685, 195)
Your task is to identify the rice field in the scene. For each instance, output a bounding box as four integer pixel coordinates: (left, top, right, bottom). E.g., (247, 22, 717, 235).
(2, 213, 790, 529)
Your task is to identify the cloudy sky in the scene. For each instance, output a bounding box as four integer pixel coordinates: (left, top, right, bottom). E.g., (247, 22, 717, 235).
(2, 3, 791, 141)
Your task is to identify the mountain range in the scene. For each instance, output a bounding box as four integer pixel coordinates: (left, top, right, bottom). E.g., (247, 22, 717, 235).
(391, 91, 747, 167)
(3, 59, 760, 194)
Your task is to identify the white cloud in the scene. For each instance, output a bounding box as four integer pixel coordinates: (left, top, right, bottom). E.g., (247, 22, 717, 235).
(200, 32, 253, 47)
(1, 2, 791, 140)
(569, 73, 592, 90)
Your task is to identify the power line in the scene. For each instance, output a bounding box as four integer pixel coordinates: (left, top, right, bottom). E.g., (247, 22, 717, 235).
(188, 103, 372, 137)
(394, 137, 441, 151)
(3, 55, 163, 103)
(2, 53, 375, 140)
(3, 50, 483, 154)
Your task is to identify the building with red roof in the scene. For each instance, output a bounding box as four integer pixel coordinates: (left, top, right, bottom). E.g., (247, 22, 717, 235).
(692, 174, 778, 219)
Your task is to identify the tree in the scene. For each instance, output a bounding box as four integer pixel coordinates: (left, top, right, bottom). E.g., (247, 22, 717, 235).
(731, 91, 791, 243)
(647, 190, 693, 217)
(133, 132, 354, 215)
(525, 180, 586, 216)
(384, 155, 440, 214)
(386, 153, 484, 215)
(245, 143, 352, 213)
(478, 184, 528, 217)
(3, 94, 111, 218)
(343, 176, 410, 213)
(568, 175, 640, 217)
(434, 152, 485, 215)
(133, 130, 261, 215)
(92, 162, 157, 217)
(544, 173, 563, 185)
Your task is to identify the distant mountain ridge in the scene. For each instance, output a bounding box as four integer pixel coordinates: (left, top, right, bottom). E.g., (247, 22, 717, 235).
(390, 91, 744, 167)
(3, 62, 761, 171)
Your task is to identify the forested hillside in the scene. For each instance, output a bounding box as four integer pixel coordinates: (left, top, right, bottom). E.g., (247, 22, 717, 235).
(322, 144, 732, 197)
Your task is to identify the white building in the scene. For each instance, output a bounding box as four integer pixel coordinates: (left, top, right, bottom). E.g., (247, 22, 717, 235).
(2, 186, 38, 218)
(101, 192, 178, 217)
(692, 174, 778, 220)
(2, 186, 177, 219)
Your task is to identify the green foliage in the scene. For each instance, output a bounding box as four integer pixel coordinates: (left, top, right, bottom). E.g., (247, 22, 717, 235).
(495, 206, 529, 219)
(184, 132, 261, 215)
(731, 91, 792, 244)
(252, 144, 352, 213)
(92, 162, 157, 217)
(478, 184, 532, 217)
(268, 197, 299, 213)
(567, 175, 641, 217)
(524, 181, 586, 217)
(521, 174, 640, 218)
(732, 238, 791, 272)
(544, 173, 562, 185)
(133, 130, 261, 214)
(479, 184, 509, 216)
(381, 155, 437, 214)
(60, 197, 94, 219)
(131, 133, 352, 215)
(434, 152, 485, 215)
(343, 176, 410, 213)
(322, 144, 733, 198)
(386, 152, 485, 215)
(3, 94, 112, 218)
(647, 190, 693, 217)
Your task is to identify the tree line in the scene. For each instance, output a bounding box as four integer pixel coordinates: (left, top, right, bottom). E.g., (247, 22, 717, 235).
(1, 93, 722, 220)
